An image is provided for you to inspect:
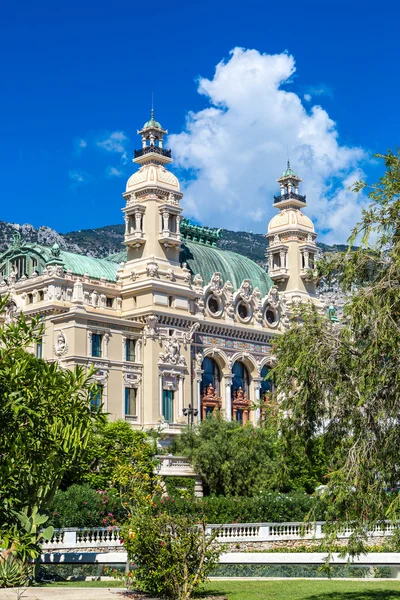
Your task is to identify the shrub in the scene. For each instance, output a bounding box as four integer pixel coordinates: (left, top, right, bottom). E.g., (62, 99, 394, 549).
(47, 484, 125, 528)
(155, 491, 325, 523)
(121, 510, 223, 600)
(164, 476, 196, 499)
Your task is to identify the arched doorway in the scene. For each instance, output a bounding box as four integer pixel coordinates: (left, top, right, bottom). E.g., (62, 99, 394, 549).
(231, 361, 251, 423)
(201, 357, 222, 419)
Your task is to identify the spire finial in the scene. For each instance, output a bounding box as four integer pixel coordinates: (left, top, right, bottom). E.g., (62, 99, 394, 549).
(151, 92, 154, 120)
(287, 159, 290, 170)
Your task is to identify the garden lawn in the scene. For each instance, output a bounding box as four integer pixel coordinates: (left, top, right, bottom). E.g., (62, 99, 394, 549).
(43, 579, 400, 598)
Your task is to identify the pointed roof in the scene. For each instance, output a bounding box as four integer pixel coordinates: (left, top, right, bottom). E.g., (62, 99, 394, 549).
(281, 160, 298, 178)
(142, 109, 164, 131)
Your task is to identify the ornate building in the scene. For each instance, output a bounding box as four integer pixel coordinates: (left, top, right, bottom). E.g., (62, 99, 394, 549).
(0, 112, 321, 437)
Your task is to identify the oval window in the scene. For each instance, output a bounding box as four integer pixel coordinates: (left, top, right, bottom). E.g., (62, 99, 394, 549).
(207, 295, 221, 316)
(237, 301, 250, 321)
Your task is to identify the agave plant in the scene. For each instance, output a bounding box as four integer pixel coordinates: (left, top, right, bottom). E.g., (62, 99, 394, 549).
(0, 556, 29, 588)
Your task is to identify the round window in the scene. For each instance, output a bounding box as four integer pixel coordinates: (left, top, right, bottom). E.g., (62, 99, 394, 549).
(237, 301, 250, 322)
(207, 295, 221, 316)
(265, 308, 276, 325)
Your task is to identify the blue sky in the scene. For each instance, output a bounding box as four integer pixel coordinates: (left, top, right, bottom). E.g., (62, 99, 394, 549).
(1, 0, 399, 242)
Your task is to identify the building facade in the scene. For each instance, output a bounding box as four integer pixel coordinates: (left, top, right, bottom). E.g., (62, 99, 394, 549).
(0, 112, 321, 437)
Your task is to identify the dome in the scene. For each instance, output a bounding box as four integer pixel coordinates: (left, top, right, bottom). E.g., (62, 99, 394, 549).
(179, 241, 272, 297)
(107, 242, 273, 297)
(141, 109, 164, 131)
(143, 117, 162, 130)
(126, 165, 180, 193)
(267, 208, 315, 234)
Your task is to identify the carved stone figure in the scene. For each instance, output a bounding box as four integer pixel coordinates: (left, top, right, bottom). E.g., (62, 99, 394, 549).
(54, 331, 68, 357)
(193, 273, 203, 291)
(159, 337, 186, 366)
(144, 315, 159, 340)
(210, 272, 223, 295)
(238, 279, 252, 301)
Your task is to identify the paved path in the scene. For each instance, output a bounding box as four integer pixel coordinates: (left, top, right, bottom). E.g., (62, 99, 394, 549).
(0, 588, 124, 600)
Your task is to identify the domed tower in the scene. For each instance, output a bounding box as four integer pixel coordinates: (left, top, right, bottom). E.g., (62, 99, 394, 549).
(266, 162, 318, 302)
(122, 110, 183, 264)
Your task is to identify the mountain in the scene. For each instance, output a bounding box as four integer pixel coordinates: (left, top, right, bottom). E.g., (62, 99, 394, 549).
(0, 220, 348, 265)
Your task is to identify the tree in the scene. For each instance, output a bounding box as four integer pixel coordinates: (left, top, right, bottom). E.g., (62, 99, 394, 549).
(0, 296, 103, 528)
(63, 420, 157, 491)
(121, 509, 222, 600)
(271, 151, 400, 555)
(172, 414, 277, 496)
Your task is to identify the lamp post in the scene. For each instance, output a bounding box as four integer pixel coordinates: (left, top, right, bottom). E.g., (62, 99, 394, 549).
(182, 403, 198, 426)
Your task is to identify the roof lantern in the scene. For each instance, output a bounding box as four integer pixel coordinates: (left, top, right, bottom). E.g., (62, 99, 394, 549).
(274, 161, 306, 208)
(134, 108, 171, 165)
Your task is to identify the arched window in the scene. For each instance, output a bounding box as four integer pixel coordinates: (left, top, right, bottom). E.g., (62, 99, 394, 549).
(232, 361, 250, 397)
(260, 365, 272, 398)
(201, 357, 220, 396)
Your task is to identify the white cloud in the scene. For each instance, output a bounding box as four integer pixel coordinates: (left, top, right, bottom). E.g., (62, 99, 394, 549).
(78, 139, 87, 148)
(68, 169, 89, 185)
(97, 131, 129, 164)
(303, 93, 312, 102)
(106, 166, 124, 178)
(169, 48, 367, 243)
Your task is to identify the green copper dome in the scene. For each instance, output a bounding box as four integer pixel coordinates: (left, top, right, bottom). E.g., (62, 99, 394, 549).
(108, 242, 272, 296)
(0, 242, 119, 282)
(142, 109, 163, 130)
(180, 242, 272, 296)
(281, 160, 298, 178)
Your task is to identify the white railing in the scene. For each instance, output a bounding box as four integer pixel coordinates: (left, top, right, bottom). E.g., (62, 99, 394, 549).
(155, 455, 195, 476)
(42, 527, 122, 550)
(42, 521, 397, 550)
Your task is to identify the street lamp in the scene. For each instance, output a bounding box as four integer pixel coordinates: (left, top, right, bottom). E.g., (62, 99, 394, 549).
(182, 404, 198, 426)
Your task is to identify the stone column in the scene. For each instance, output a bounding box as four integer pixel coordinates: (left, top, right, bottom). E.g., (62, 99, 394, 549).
(195, 370, 203, 418)
(162, 211, 170, 234)
(134, 211, 142, 233)
(253, 378, 262, 424)
(159, 373, 163, 418)
(178, 376, 184, 420)
(224, 375, 233, 422)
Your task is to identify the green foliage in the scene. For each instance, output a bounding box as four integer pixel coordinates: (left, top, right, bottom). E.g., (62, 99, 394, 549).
(155, 491, 325, 523)
(0, 556, 29, 588)
(121, 510, 223, 600)
(65, 420, 156, 491)
(164, 476, 196, 498)
(171, 415, 277, 496)
(47, 484, 125, 528)
(172, 414, 327, 496)
(0, 295, 103, 527)
(271, 151, 400, 556)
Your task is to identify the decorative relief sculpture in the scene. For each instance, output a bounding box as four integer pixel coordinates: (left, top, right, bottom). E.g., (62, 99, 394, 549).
(193, 273, 203, 291)
(182, 322, 200, 344)
(143, 314, 159, 340)
(146, 256, 159, 278)
(4, 300, 17, 324)
(210, 272, 223, 295)
(238, 279, 252, 301)
(166, 269, 175, 282)
(158, 337, 186, 366)
(181, 263, 192, 284)
(54, 330, 68, 357)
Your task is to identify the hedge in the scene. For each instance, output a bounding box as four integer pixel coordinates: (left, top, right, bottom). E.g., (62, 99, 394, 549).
(155, 491, 325, 523)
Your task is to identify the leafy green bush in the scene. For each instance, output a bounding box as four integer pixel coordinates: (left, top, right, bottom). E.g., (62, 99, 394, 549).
(164, 476, 195, 498)
(121, 510, 223, 599)
(155, 491, 325, 523)
(47, 484, 126, 528)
